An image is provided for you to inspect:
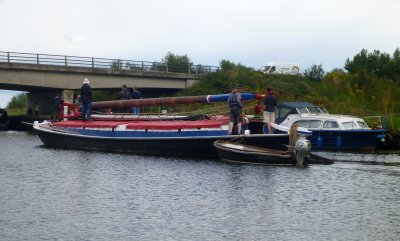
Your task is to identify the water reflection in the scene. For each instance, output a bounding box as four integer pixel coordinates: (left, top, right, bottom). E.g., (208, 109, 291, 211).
(314, 151, 400, 166)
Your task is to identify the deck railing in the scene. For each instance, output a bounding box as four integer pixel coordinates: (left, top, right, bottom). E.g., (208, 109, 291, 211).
(0, 51, 219, 74)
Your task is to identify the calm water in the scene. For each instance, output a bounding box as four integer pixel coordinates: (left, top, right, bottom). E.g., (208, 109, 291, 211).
(1, 131, 400, 241)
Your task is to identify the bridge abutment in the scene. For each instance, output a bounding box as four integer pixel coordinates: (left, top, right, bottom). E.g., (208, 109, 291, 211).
(27, 89, 74, 116)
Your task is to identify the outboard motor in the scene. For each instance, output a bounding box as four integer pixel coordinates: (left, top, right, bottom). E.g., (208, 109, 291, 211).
(294, 136, 311, 167)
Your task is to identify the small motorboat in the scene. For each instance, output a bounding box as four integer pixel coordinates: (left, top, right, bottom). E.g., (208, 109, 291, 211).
(273, 102, 388, 151)
(213, 140, 297, 165)
(213, 125, 324, 166)
(213, 138, 333, 166)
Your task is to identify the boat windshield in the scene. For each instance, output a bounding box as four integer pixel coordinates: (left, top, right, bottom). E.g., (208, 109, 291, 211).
(308, 107, 323, 114)
(297, 107, 325, 114)
(297, 108, 309, 114)
(357, 121, 369, 129)
(320, 107, 329, 114)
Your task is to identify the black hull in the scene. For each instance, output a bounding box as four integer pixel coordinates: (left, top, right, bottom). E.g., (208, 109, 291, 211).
(35, 127, 290, 158)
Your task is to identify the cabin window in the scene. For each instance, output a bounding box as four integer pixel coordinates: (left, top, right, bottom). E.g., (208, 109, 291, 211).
(309, 120, 321, 128)
(293, 120, 321, 128)
(342, 121, 357, 129)
(270, 66, 276, 72)
(323, 121, 339, 128)
(293, 120, 309, 128)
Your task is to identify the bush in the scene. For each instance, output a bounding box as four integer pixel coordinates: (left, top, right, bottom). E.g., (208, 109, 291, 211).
(304, 64, 325, 81)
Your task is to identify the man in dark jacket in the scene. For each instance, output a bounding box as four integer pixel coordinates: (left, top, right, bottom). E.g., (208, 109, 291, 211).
(80, 78, 92, 121)
(131, 85, 142, 115)
(53, 93, 62, 119)
(119, 85, 131, 113)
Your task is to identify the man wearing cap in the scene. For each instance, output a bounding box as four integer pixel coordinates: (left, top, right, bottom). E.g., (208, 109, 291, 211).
(80, 78, 92, 121)
(263, 87, 277, 134)
(227, 84, 244, 135)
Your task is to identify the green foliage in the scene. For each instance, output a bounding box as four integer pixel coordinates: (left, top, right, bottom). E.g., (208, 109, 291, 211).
(111, 59, 123, 70)
(175, 54, 400, 133)
(6, 109, 26, 116)
(6, 93, 27, 110)
(177, 60, 260, 96)
(126, 62, 144, 71)
(162, 51, 192, 73)
(345, 48, 400, 81)
(304, 64, 325, 81)
(91, 90, 119, 102)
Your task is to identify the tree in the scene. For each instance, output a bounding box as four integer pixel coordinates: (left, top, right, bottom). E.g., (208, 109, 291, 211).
(6, 93, 27, 110)
(304, 64, 325, 81)
(162, 52, 192, 73)
(344, 48, 399, 81)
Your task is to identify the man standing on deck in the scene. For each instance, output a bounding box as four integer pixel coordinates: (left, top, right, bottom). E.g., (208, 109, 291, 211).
(119, 84, 131, 113)
(131, 85, 142, 115)
(53, 93, 62, 120)
(263, 87, 277, 134)
(80, 78, 92, 121)
(227, 84, 243, 135)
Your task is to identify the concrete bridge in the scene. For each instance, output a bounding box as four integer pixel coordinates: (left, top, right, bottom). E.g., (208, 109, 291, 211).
(0, 51, 219, 115)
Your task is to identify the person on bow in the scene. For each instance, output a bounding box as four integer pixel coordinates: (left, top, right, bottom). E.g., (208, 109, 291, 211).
(227, 84, 244, 135)
(80, 78, 92, 121)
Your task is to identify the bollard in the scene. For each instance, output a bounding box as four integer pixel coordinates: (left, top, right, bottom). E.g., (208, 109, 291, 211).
(63, 106, 68, 121)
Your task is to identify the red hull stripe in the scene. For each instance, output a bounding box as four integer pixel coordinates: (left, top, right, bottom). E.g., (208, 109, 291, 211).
(125, 120, 229, 130)
(52, 119, 229, 130)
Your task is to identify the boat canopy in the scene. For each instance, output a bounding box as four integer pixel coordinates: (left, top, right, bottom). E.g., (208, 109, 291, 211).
(275, 102, 328, 124)
(277, 102, 319, 109)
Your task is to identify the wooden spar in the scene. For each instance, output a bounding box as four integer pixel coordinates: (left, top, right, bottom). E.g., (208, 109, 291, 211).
(91, 96, 205, 110)
(90, 93, 263, 110)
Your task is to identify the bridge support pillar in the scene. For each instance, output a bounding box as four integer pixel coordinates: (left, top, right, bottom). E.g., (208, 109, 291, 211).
(186, 79, 200, 88)
(61, 90, 74, 103)
(27, 89, 74, 117)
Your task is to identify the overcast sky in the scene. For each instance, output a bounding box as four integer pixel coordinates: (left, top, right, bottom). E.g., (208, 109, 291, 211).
(1, 0, 400, 107)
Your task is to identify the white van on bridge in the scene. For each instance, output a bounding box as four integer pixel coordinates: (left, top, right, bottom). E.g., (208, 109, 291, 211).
(260, 63, 301, 75)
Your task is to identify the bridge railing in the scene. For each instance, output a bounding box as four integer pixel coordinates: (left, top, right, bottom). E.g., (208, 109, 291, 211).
(0, 51, 220, 74)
